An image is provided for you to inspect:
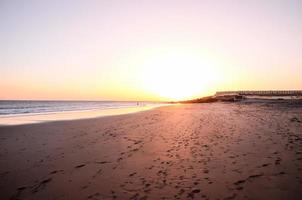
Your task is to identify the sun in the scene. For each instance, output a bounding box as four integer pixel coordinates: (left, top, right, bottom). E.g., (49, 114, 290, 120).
(139, 52, 219, 101)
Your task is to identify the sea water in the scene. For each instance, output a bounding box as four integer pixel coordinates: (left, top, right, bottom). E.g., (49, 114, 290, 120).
(0, 101, 164, 125)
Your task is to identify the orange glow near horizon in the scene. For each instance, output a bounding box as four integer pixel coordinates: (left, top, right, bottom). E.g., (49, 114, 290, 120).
(137, 50, 221, 101)
(1, 1, 302, 101)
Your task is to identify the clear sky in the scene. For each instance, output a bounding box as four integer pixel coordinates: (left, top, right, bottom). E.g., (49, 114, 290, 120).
(0, 0, 301, 101)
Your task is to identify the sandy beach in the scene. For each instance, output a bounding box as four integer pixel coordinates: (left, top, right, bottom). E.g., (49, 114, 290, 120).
(0, 102, 302, 200)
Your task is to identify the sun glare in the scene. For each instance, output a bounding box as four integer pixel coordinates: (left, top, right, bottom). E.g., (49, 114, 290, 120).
(139, 52, 220, 101)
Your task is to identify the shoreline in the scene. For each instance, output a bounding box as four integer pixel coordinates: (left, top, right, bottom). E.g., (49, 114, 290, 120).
(0, 104, 168, 126)
(1, 99, 300, 127)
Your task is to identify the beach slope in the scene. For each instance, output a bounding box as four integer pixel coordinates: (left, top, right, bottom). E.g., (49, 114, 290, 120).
(0, 102, 302, 200)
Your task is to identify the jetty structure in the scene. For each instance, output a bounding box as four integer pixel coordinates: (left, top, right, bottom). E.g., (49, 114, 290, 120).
(215, 90, 302, 101)
(178, 90, 302, 104)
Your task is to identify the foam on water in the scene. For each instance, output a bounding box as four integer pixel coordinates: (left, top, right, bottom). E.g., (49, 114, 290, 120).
(0, 101, 165, 125)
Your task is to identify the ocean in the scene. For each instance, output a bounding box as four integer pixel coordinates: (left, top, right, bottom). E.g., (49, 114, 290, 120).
(0, 100, 161, 117)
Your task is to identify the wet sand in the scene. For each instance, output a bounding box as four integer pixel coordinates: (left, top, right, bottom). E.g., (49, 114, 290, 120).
(0, 102, 302, 200)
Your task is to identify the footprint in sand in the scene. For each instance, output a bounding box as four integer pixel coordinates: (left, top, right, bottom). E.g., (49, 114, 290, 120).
(75, 164, 86, 169)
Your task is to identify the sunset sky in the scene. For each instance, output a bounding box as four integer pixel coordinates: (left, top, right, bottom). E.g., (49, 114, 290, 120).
(1, 0, 301, 101)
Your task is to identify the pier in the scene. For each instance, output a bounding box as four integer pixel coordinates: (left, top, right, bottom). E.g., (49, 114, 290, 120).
(214, 90, 302, 101)
(216, 90, 302, 97)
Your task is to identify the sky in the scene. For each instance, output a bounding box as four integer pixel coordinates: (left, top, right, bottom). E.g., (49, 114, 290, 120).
(0, 0, 301, 101)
